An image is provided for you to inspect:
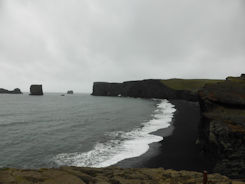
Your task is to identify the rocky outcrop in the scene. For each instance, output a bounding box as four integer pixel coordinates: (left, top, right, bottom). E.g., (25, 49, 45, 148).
(0, 166, 235, 184)
(92, 80, 198, 101)
(30, 85, 43, 95)
(0, 88, 22, 94)
(67, 90, 74, 94)
(198, 74, 245, 178)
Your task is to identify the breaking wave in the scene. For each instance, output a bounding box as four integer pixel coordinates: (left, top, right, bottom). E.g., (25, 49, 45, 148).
(54, 99, 176, 167)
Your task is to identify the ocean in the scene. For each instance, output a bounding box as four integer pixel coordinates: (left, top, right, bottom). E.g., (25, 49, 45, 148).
(0, 93, 175, 169)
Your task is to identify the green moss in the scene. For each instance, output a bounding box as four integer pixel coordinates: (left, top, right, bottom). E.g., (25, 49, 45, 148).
(161, 79, 223, 92)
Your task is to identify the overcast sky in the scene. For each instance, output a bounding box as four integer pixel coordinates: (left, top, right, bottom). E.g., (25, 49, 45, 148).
(0, 0, 244, 92)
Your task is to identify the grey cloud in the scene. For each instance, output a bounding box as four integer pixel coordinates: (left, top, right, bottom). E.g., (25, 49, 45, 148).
(0, 0, 244, 92)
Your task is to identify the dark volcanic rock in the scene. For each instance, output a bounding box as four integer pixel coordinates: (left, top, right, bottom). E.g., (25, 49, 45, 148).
(0, 88, 22, 94)
(198, 75, 245, 178)
(92, 79, 198, 101)
(30, 85, 43, 95)
(67, 90, 74, 94)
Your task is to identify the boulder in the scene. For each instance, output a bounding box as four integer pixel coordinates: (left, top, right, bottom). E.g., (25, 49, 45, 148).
(30, 85, 43, 95)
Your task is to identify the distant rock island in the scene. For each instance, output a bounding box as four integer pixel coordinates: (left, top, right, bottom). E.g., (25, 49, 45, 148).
(30, 85, 43, 95)
(92, 74, 245, 179)
(67, 90, 74, 94)
(0, 88, 22, 94)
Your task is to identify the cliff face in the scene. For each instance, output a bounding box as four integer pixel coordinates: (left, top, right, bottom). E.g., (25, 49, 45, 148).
(0, 167, 233, 184)
(30, 85, 43, 95)
(198, 75, 245, 178)
(92, 79, 198, 101)
(0, 88, 22, 94)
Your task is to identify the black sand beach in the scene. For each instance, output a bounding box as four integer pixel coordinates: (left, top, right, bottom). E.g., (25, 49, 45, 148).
(116, 100, 214, 172)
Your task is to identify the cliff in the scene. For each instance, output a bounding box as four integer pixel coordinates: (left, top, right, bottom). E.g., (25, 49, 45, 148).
(0, 167, 237, 184)
(0, 88, 22, 94)
(91, 76, 245, 179)
(198, 74, 245, 178)
(30, 85, 43, 95)
(92, 79, 198, 101)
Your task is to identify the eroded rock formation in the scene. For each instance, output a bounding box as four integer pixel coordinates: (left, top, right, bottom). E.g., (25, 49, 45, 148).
(30, 85, 43, 95)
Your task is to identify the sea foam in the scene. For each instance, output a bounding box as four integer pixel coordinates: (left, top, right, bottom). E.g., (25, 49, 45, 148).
(54, 99, 176, 167)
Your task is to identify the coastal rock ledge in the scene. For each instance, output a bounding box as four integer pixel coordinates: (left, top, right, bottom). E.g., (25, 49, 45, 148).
(0, 167, 239, 184)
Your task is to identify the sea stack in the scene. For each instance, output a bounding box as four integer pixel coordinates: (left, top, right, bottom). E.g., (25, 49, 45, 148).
(30, 85, 43, 95)
(67, 90, 74, 94)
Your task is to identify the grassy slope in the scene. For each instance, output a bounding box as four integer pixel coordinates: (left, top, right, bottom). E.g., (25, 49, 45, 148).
(161, 79, 223, 92)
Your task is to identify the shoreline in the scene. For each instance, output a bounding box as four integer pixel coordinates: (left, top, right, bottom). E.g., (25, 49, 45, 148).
(53, 98, 175, 168)
(116, 99, 215, 172)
